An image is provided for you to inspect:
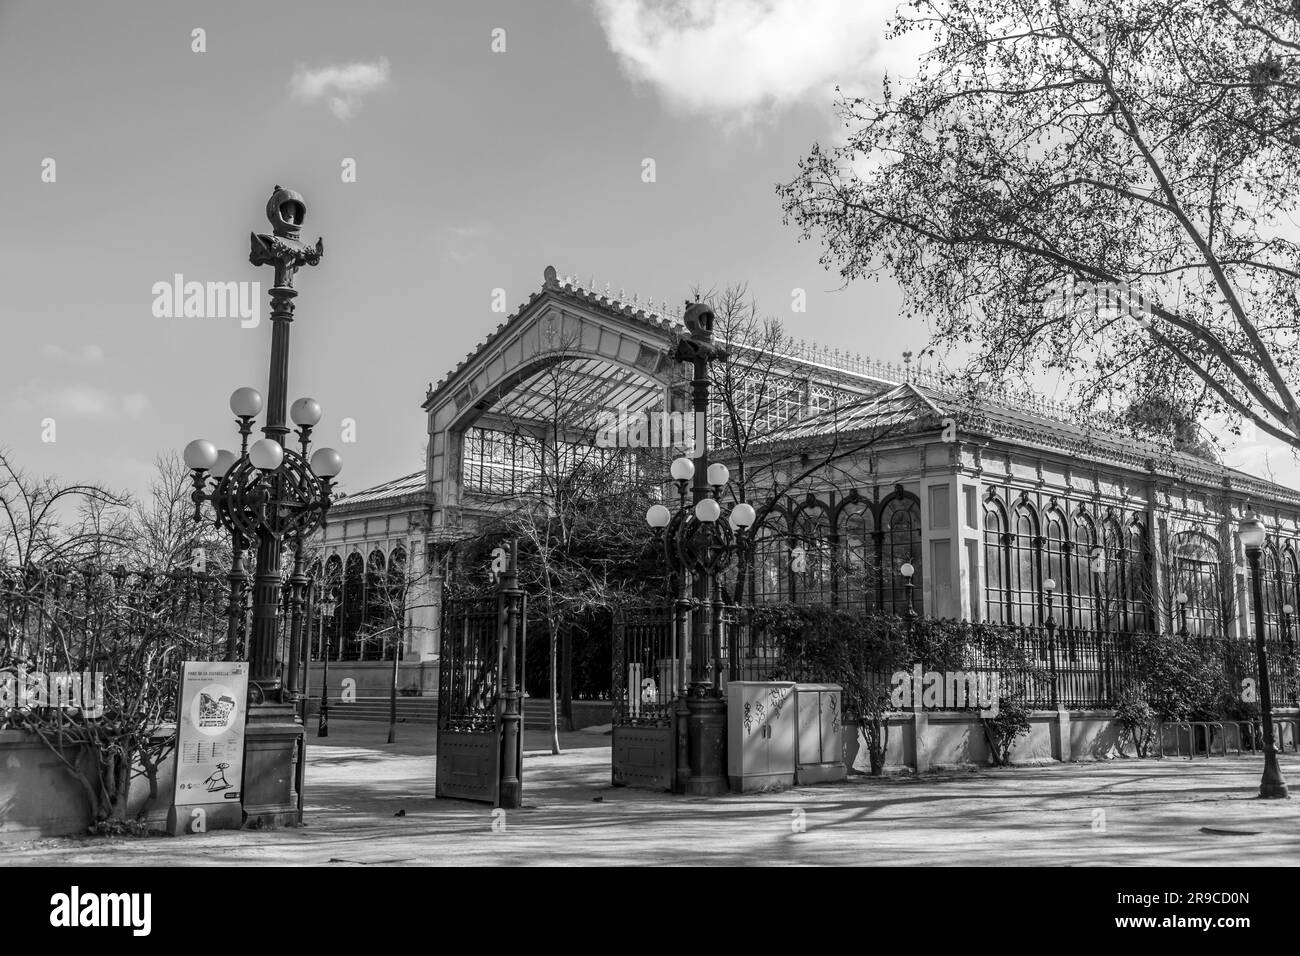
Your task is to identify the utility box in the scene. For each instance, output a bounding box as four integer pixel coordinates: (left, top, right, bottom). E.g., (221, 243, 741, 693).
(726, 681, 797, 792)
(794, 684, 847, 784)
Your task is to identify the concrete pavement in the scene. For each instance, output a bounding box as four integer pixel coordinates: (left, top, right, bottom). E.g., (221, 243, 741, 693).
(7, 721, 1300, 866)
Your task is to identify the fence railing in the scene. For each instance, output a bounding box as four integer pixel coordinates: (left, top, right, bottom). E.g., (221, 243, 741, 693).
(613, 607, 1300, 716)
(0, 561, 297, 729)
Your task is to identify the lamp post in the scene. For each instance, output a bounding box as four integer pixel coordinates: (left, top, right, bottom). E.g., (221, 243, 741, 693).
(645, 457, 754, 796)
(900, 562, 916, 621)
(182, 186, 341, 826)
(1284, 604, 1294, 645)
(1176, 591, 1189, 638)
(317, 595, 336, 737)
(1044, 577, 1058, 709)
(1239, 507, 1289, 799)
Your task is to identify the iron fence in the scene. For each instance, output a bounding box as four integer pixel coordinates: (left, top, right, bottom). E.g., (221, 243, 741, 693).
(612, 604, 1300, 715)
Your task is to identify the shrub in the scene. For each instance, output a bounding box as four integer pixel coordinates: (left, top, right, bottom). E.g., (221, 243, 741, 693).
(1114, 688, 1157, 758)
(981, 696, 1032, 766)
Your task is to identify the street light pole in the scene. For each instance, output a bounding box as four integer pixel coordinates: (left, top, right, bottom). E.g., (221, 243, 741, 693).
(1240, 508, 1289, 799)
(645, 455, 755, 797)
(1044, 577, 1058, 710)
(1176, 591, 1189, 638)
(900, 562, 916, 621)
(182, 187, 342, 827)
(317, 596, 335, 737)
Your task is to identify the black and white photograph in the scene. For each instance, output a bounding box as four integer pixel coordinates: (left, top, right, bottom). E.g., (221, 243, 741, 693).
(0, 0, 1295, 927)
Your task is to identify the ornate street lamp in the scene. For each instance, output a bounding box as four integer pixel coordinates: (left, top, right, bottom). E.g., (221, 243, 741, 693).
(182, 186, 341, 826)
(316, 594, 336, 737)
(1284, 604, 1294, 645)
(1176, 591, 1189, 638)
(900, 562, 916, 620)
(186, 387, 342, 692)
(1239, 507, 1289, 799)
(645, 454, 754, 796)
(1043, 577, 1058, 709)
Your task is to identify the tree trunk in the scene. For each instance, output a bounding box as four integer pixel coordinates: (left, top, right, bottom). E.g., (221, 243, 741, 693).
(560, 621, 574, 732)
(549, 620, 561, 754)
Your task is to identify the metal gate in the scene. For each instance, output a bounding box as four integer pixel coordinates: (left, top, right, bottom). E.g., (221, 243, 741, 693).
(435, 589, 526, 805)
(611, 602, 765, 791)
(611, 604, 681, 791)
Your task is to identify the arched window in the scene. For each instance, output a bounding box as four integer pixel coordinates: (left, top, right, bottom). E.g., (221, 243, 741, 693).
(1099, 518, 1124, 632)
(879, 493, 922, 615)
(1283, 548, 1300, 634)
(1172, 532, 1222, 637)
(1123, 520, 1151, 630)
(1071, 513, 1097, 631)
(790, 502, 832, 605)
(839, 501, 876, 610)
(388, 546, 408, 656)
(322, 554, 343, 661)
(1262, 545, 1283, 641)
(1044, 508, 1068, 624)
(746, 506, 788, 604)
(1009, 503, 1040, 626)
(984, 500, 1010, 625)
(341, 552, 365, 660)
(366, 550, 390, 658)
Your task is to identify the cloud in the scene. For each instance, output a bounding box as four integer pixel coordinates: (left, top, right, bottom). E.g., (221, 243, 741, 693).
(6, 382, 150, 422)
(289, 57, 393, 120)
(590, 0, 920, 123)
(39, 343, 104, 364)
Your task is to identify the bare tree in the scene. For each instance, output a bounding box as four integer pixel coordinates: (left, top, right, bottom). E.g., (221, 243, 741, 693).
(0, 449, 130, 567)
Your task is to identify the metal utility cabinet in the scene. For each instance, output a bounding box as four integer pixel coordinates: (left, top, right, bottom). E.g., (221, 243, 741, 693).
(794, 683, 847, 784)
(726, 681, 797, 791)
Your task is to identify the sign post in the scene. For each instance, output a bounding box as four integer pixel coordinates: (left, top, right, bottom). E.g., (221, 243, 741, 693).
(167, 660, 250, 835)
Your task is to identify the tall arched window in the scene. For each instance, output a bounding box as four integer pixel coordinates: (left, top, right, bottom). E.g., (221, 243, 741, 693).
(1071, 513, 1097, 631)
(1123, 520, 1151, 630)
(1172, 532, 1222, 637)
(1044, 508, 1069, 623)
(749, 519, 786, 603)
(790, 503, 832, 605)
(838, 501, 876, 610)
(1099, 518, 1124, 632)
(1262, 545, 1283, 641)
(1009, 503, 1040, 626)
(1283, 548, 1300, 633)
(366, 550, 389, 658)
(322, 554, 343, 660)
(880, 493, 922, 615)
(342, 552, 365, 660)
(984, 500, 1010, 625)
(388, 546, 408, 656)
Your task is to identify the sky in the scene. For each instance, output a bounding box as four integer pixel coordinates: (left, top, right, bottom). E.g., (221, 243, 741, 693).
(0, 0, 1292, 504)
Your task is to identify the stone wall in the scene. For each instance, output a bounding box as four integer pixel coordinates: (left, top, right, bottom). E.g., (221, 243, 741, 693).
(0, 728, 176, 842)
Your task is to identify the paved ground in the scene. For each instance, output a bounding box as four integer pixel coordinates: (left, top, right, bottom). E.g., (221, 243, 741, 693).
(8, 720, 1300, 866)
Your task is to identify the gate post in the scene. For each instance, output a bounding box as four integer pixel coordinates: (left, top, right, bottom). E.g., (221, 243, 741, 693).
(499, 540, 524, 809)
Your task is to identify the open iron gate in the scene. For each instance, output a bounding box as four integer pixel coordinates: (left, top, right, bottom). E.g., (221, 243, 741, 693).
(435, 590, 526, 805)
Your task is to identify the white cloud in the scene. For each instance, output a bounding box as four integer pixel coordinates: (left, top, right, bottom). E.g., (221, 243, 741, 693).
(289, 57, 393, 121)
(6, 382, 150, 422)
(590, 0, 923, 124)
(39, 342, 104, 364)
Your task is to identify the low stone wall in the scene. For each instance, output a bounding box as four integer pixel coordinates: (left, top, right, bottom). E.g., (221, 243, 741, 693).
(0, 727, 177, 842)
(842, 708, 1300, 773)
